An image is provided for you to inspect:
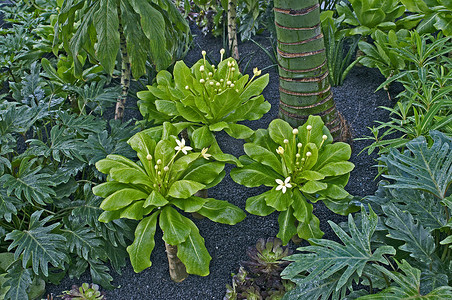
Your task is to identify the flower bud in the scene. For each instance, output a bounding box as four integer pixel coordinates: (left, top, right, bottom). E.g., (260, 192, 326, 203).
(200, 79, 205, 84)
(283, 139, 289, 144)
(276, 146, 284, 155)
(322, 135, 328, 140)
(199, 65, 205, 72)
(185, 85, 190, 90)
(220, 79, 224, 83)
(292, 128, 298, 135)
(220, 49, 225, 55)
(201, 50, 206, 56)
(146, 154, 152, 160)
(209, 81, 214, 86)
(253, 67, 261, 76)
(157, 159, 162, 165)
(306, 125, 312, 131)
(306, 152, 312, 157)
(216, 82, 220, 87)
(296, 153, 300, 158)
(154, 165, 159, 170)
(226, 81, 232, 85)
(163, 166, 169, 172)
(231, 67, 235, 72)
(208, 72, 213, 77)
(230, 83, 235, 88)
(157, 171, 161, 176)
(297, 143, 302, 148)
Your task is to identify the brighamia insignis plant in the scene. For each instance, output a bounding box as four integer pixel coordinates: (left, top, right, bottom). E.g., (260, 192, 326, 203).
(137, 50, 270, 151)
(93, 124, 246, 282)
(230, 115, 356, 245)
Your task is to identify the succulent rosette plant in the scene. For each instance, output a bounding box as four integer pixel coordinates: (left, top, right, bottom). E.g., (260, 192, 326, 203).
(230, 116, 357, 245)
(137, 50, 271, 152)
(93, 123, 245, 278)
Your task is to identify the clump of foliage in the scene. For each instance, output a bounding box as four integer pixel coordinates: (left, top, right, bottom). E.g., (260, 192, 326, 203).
(137, 51, 270, 152)
(231, 115, 357, 245)
(58, 283, 106, 300)
(0, 58, 137, 299)
(225, 238, 294, 300)
(94, 123, 245, 277)
(281, 131, 452, 299)
(360, 31, 452, 155)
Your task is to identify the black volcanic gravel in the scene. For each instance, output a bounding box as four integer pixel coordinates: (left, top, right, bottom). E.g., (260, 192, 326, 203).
(37, 25, 401, 299)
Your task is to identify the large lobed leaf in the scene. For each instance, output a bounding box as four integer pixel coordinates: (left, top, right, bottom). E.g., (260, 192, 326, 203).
(282, 206, 396, 295)
(5, 211, 67, 276)
(380, 131, 452, 200)
(358, 260, 452, 299)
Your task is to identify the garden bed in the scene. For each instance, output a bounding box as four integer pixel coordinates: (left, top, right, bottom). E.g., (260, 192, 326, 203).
(44, 25, 400, 300)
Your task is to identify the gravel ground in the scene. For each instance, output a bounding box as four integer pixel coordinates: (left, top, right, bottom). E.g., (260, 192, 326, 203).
(35, 24, 400, 299)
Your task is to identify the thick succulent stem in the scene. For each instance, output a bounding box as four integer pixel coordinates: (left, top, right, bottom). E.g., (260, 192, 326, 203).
(114, 6, 131, 121)
(165, 242, 188, 282)
(274, 0, 342, 139)
(228, 0, 239, 60)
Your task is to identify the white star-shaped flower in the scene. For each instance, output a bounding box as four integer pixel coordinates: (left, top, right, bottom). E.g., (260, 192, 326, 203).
(200, 148, 211, 160)
(175, 138, 192, 155)
(275, 177, 292, 194)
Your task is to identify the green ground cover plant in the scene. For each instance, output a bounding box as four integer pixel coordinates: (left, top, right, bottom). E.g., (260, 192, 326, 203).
(281, 131, 452, 299)
(94, 123, 245, 280)
(230, 116, 357, 245)
(137, 51, 270, 152)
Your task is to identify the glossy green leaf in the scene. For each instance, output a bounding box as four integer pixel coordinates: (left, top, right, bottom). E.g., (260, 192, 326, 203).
(224, 123, 254, 139)
(230, 163, 280, 187)
(144, 190, 169, 208)
(197, 198, 246, 225)
(297, 214, 324, 241)
(100, 188, 148, 211)
(268, 119, 293, 146)
(244, 143, 283, 174)
(177, 219, 212, 276)
(167, 180, 205, 199)
(276, 207, 298, 245)
(245, 192, 276, 216)
(127, 211, 159, 273)
(318, 161, 355, 177)
(265, 188, 294, 211)
(159, 206, 191, 245)
(171, 196, 208, 212)
(300, 180, 327, 194)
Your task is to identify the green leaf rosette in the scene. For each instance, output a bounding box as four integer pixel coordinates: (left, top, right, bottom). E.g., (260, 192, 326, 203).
(93, 126, 245, 276)
(231, 115, 357, 245)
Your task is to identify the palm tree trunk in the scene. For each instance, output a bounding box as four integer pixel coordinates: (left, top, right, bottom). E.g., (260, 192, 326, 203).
(228, 0, 239, 60)
(274, 0, 341, 138)
(115, 6, 131, 121)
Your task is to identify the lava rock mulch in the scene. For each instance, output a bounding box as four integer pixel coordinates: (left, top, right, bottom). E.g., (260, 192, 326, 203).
(45, 26, 400, 299)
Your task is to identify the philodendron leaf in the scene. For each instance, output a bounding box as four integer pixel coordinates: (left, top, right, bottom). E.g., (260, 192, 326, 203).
(6, 211, 67, 276)
(282, 206, 396, 294)
(3, 261, 32, 300)
(177, 218, 212, 276)
(358, 260, 452, 299)
(196, 198, 246, 225)
(127, 211, 160, 273)
(380, 131, 452, 200)
(382, 204, 436, 265)
(167, 180, 205, 199)
(159, 206, 191, 245)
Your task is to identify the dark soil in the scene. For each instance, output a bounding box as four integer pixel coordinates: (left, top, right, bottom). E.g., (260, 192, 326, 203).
(42, 25, 400, 300)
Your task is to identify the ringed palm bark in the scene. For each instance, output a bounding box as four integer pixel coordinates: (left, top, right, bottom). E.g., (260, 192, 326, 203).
(274, 0, 342, 138)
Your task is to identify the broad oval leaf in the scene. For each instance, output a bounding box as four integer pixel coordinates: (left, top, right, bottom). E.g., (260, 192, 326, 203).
(159, 206, 191, 245)
(100, 188, 148, 211)
(167, 180, 205, 199)
(126, 211, 160, 273)
(197, 198, 246, 225)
